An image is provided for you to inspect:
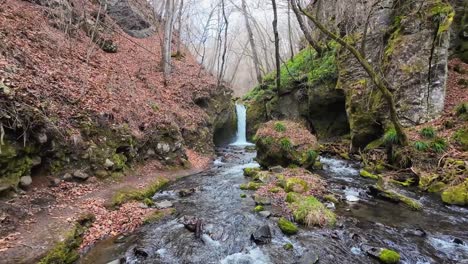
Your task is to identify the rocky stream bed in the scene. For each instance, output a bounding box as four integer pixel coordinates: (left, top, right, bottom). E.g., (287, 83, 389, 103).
(79, 146, 468, 264)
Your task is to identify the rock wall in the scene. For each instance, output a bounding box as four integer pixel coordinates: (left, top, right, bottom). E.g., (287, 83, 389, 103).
(245, 0, 454, 150)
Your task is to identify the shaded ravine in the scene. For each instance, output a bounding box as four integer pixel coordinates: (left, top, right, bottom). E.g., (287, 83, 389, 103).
(81, 147, 468, 264)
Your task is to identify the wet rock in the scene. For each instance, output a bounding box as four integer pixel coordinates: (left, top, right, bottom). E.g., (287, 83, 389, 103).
(178, 188, 196, 197)
(251, 225, 272, 244)
(19, 176, 32, 188)
(453, 238, 464, 245)
(73, 170, 89, 180)
(254, 194, 271, 205)
(298, 250, 319, 264)
(362, 245, 400, 264)
(404, 228, 426, 237)
(258, 211, 271, 218)
(154, 200, 173, 209)
(133, 247, 148, 258)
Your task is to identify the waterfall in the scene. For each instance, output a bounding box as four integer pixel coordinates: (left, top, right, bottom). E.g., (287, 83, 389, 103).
(231, 104, 254, 146)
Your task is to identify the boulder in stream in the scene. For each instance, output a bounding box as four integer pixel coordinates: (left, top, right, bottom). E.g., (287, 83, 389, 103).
(251, 225, 272, 244)
(362, 245, 400, 264)
(254, 121, 319, 169)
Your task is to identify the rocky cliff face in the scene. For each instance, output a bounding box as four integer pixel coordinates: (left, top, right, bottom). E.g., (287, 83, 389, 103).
(0, 0, 236, 194)
(245, 0, 455, 150)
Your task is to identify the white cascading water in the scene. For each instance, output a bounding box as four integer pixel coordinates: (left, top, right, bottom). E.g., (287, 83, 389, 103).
(231, 104, 254, 146)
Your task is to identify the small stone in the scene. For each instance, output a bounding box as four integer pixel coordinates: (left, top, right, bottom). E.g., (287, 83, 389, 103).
(62, 173, 73, 181)
(104, 159, 115, 169)
(178, 188, 196, 197)
(20, 176, 32, 187)
(269, 165, 284, 173)
(31, 156, 42, 166)
(258, 211, 271, 218)
(48, 177, 61, 187)
(146, 149, 156, 156)
(73, 170, 89, 180)
(155, 200, 173, 209)
(453, 238, 464, 245)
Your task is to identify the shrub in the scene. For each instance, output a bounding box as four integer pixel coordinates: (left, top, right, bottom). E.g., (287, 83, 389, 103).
(274, 122, 287, 132)
(414, 141, 429, 151)
(420, 127, 436, 139)
(431, 138, 448, 153)
(280, 138, 293, 150)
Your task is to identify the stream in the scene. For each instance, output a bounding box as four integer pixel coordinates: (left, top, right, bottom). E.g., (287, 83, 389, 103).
(81, 104, 467, 264)
(81, 146, 468, 264)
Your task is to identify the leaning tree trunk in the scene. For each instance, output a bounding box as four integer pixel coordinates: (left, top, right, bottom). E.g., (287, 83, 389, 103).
(297, 2, 408, 146)
(290, 0, 323, 56)
(271, 0, 281, 96)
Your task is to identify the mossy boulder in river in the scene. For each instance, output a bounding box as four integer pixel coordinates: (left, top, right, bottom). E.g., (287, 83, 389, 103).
(254, 121, 318, 168)
(441, 179, 468, 206)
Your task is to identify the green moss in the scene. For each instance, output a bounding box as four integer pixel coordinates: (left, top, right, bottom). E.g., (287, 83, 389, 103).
(360, 169, 380, 180)
(239, 181, 262, 191)
(427, 181, 447, 193)
(383, 128, 399, 145)
(453, 128, 468, 151)
(291, 196, 336, 227)
(286, 192, 301, 203)
(254, 205, 264, 212)
(379, 249, 400, 264)
(375, 185, 423, 210)
(269, 187, 282, 193)
(280, 138, 293, 150)
(441, 179, 468, 205)
(39, 215, 94, 264)
(390, 178, 415, 187)
(430, 2, 455, 36)
(364, 137, 385, 151)
(143, 198, 154, 207)
(240, 193, 247, 198)
(278, 217, 298, 235)
(243, 167, 260, 178)
(323, 194, 339, 204)
(274, 122, 286, 132)
(283, 243, 294, 250)
(111, 153, 127, 171)
(143, 211, 165, 224)
(285, 177, 309, 193)
(112, 178, 169, 206)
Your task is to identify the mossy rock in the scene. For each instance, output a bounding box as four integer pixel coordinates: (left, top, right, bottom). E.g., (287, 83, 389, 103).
(323, 194, 339, 204)
(379, 249, 400, 264)
(360, 169, 380, 180)
(285, 177, 309, 193)
(453, 128, 468, 151)
(239, 181, 263, 191)
(278, 217, 298, 235)
(441, 179, 468, 206)
(243, 167, 261, 178)
(254, 121, 318, 168)
(291, 195, 336, 227)
(369, 185, 422, 210)
(254, 205, 264, 212)
(285, 192, 301, 203)
(283, 243, 294, 250)
(112, 178, 169, 206)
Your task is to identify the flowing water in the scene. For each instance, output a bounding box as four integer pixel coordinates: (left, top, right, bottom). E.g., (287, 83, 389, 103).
(81, 148, 468, 264)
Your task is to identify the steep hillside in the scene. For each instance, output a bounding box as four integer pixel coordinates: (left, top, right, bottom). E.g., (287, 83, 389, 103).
(0, 0, 236, 193)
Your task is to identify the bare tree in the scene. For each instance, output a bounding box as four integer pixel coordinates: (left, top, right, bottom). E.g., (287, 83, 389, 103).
(175, 0, 184, 57)
(271, 0, 281, 95)
(161, 0, 177, 83)
(218, 0, 229, 87)
(297, 1, 408, 145)
(241, 0, 262, 84)
(287, 2, 295, 61)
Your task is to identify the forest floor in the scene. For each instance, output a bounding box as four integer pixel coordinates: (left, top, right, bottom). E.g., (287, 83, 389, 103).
(0, 150, 211, 264)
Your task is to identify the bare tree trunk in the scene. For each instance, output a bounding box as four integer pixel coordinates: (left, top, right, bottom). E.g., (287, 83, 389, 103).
(218, 0, 229, 87)
(297, 3, 408, 145)
(176, 0, 184, 56)
(290, 0, 323, 56)
(287, 2, 295, 61)
(162, 0, 176, 83)
(241, 0, 262, 84)
(271, 0, 281, 95)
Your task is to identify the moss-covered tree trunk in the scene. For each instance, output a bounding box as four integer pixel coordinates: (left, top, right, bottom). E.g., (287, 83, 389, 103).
(297, 2, 408, 146)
